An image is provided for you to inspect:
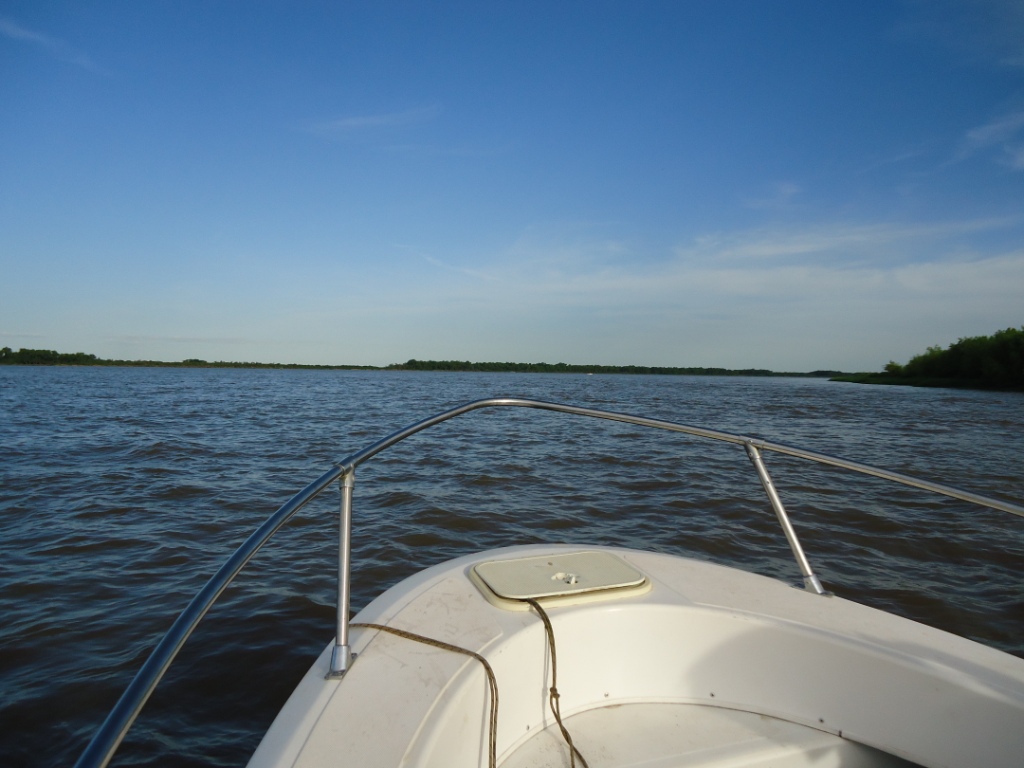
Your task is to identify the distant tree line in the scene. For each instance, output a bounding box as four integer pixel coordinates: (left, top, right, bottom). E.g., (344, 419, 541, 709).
(0, 347, 375, 370)
(387, 359, 841, 377)
(0, 348, 102, 365)
(834, 327, 1024, 391)
(0, 347, 844, 377)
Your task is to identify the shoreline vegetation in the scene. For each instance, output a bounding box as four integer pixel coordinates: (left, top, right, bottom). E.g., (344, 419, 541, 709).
(0, 347, 378, 370)
(831, 327, 1023, 392)
(4, 327, 1020, 391)
(0, 347, 842, 377)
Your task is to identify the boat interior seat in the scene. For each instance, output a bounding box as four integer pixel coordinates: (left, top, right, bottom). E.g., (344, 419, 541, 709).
(500, 702, 920, 768)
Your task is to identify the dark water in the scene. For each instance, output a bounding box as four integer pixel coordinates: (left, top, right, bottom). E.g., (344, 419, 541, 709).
(1, 367, 1022, 767)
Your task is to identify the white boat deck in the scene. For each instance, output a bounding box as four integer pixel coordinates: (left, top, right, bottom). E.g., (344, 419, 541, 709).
(501, 702, 913, 768)
(248, 545, 1024, 768)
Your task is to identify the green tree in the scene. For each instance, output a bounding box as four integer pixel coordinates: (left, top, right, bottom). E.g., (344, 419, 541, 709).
(893, 327, 1024, 389)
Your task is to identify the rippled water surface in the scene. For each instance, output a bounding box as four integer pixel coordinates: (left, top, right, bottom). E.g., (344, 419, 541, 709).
(1, 367, 1022, 767)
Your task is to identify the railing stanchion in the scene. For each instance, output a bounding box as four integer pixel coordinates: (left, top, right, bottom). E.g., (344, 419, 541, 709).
(745, 442, 828, 595)
(329, 467, 356, 677)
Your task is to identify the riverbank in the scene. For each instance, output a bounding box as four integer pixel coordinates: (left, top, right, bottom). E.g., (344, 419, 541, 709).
(0, 347, 844, 377)
(0, 347, 376, 370)
(831, 372, 1024, 392)
(830, 327, 1023, 392)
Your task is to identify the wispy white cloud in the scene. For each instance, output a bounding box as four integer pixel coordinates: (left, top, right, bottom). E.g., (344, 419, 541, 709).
(406, 218, 1024, 332)
(856, 142, 939, 175)
(984, 0, 1024, 68)
(673, 218, 1017, 265)
(381, 141, 516, 158)
(423, 254, 496, 281)
(952, 111, 1024, 170)
(894, 0, 1024, 70)
(362, 217, 1024, 369)
(743, 182, 801, 210)
(1005, 145, 1024, 170)
(308, 105, 441, 138)
(0, 16, 104, 72)
(964, 112, 1024, 147)
(108, 334, 254, 346)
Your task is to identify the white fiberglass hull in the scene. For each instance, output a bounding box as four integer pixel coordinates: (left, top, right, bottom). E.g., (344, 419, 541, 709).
(248, 545, 1024, 768)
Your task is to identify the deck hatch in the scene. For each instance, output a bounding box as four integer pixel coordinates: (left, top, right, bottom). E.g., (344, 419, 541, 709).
(470, 551, 649, 609)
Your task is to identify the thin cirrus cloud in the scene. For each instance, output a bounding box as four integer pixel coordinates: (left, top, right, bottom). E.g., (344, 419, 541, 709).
(674, 217, 1018, 265)
(676, 221, 1023, 307)
(898, 0, 1024, 71)
(423, 254, 495, 282)
(437, 217, 1024, 314)
(108, 334, 254, 347)
(954, 111, 1024, 168)
(743, 182, 802, 211)
(0, 16, 104, 72)
(307, 105, 442, 138)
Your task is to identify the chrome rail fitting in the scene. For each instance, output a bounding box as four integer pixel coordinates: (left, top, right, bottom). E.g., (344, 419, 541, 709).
(75, 396, 1024, 768)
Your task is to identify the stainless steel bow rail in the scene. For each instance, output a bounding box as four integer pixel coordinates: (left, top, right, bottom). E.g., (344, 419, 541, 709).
(74, 397, 1024, 768)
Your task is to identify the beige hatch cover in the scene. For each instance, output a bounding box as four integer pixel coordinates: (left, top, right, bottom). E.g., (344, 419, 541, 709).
(470, 550, 650, 610)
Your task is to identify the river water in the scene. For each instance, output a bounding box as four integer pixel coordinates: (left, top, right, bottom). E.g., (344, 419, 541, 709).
(1, 367, 1022, 767)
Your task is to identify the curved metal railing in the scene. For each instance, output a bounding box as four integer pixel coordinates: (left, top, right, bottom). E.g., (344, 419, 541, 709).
(74, 397, 1024, 768)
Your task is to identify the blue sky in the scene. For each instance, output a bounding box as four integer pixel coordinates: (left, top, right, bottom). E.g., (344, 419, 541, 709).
(2, 1, 1022, 370)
